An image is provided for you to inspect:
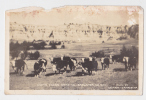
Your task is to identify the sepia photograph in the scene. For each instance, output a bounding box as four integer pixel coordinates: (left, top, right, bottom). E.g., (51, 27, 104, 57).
(5, 6, 143, 95)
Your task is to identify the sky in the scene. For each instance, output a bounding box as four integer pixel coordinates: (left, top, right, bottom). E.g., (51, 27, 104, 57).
(8, 6, 140, 26)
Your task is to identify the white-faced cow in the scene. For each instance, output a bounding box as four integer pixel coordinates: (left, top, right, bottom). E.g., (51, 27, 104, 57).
(123, 56, 137, 71)
(50, 57, 69, 73)
(34, 58, 47, 77)
(81, 57, 98, 75)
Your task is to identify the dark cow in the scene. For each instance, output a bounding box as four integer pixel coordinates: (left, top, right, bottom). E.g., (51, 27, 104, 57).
(129, 57, 137, 70)
(50, 57, 70, 73)
(50, 57, 61, 64)
(55, 60, 69, 73)
(103, 57, 109, 70)
(81, 57, 98, 75)
(15, 59, 28, 75)
(112, 55, 122, 63)
(34, 61, 42, 77)
(63, 56, 77, 71)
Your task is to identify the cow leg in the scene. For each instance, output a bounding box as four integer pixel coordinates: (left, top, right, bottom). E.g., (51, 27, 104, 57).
(103, 64, 105, 70)
(70, 65, 72, 71)
(101, 63, 103, 70)
(64, 66, 67, 72)
(125, 63, 127, 71)
(107, 64, 109, 70)
(16, 68, 19, 74)
(36, 74, 38, 78)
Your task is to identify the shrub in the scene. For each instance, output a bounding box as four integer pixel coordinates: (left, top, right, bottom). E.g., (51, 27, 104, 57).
(51, 44, 57, 49)
(90, 50, 104, 58)
(29, 51, 40, 60)
(61, 45, 65, 49)
(10, 41, 31, 59)
(120, 45, 138, 59)
(127, 24, 139, 39)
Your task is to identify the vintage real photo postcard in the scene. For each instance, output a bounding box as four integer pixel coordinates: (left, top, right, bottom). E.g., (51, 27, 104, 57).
(5, 6, 143, 95)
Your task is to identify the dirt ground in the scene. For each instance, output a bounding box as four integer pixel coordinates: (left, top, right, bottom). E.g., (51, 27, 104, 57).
(10, 39, 138, 90)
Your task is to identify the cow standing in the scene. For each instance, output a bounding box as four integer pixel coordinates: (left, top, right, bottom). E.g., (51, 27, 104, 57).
(63, 56, 77, 71)
(34, 61, 42, 77)
(123, 56, 137, 71)
(39, 58, 47, 74)
(81, 57, 97, 75)
(15, 59, 28, 75)
(50, 57, 69, 73)
(103, 57, 110, 70)
(101, 57, 105, 70)
(34, 58, 47, 77)
(123, 56, 130, 71)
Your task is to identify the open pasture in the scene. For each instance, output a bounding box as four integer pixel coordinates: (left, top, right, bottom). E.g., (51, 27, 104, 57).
(10, 39, 138, 90)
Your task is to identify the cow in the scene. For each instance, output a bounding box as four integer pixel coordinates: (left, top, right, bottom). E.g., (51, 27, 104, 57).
(62, 56, 77, 71)
(101, 57, 105, 70)
(39, 58, 47, 73)
(50, 57, 69, 73)
(15, 59, 28, 75)
(34, 61, 42, 77)
(34, 58, 47, 77)
(55, 60, 69, 73)
(81, 57, 98, 75)
(123, 56, 137, 71)
(103, 57, 110, 70)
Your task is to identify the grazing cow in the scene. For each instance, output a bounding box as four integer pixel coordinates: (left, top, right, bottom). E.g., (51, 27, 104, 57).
(39, 58, 47, 73)
(34, 61, 42, 77)
(103, 57, 110, 70)
(50, 56, 70, 73)
(63, 56, 77, 71)
(34, 58, 47, 77)
(15, 59, 28, 75)
(81, 57, 97, 75)
(56, 60, 69, 73)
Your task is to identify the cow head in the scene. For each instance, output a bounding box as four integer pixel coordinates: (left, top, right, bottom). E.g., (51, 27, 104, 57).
(81, 58, 85, 62)
(89, 57, 92, 61)
(61, 57, 63, 60)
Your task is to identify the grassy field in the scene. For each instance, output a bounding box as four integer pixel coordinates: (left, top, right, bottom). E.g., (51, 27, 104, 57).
(10, 38, 138, 90)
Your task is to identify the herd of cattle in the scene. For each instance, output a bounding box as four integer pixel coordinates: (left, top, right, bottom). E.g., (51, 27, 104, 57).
(10, 55, 138, 77)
